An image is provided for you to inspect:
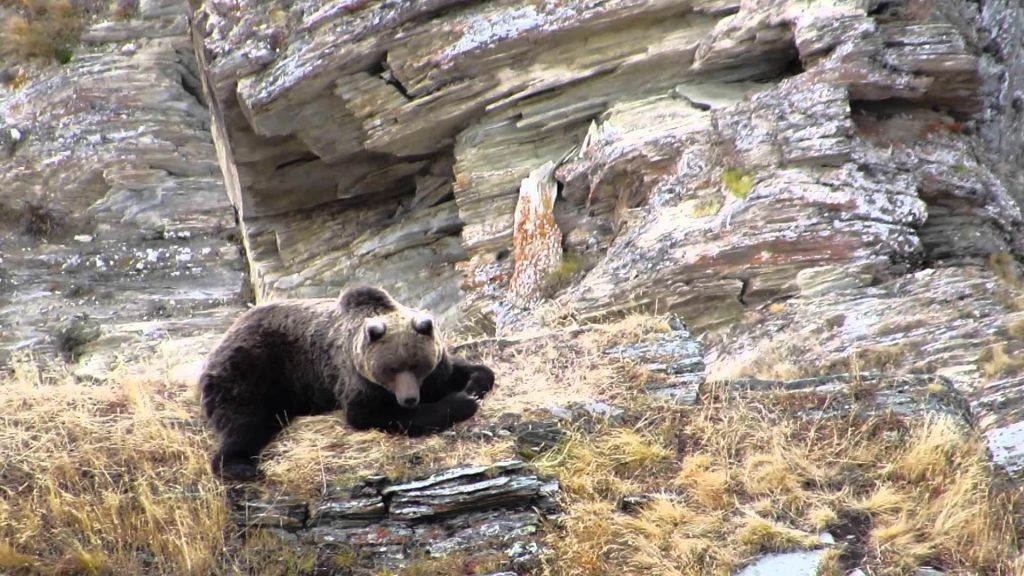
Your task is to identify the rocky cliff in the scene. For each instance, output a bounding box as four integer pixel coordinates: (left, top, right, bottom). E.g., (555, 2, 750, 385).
(1, 0, 1023, 574)
(192, 0, 1024, 480)
(0, 0, 246, 374)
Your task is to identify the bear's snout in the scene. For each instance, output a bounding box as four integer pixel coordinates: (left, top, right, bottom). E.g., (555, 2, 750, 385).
(393, 371, 420, 408)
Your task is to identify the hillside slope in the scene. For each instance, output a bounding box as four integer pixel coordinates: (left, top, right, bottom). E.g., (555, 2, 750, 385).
(0, 0, 1022, 574)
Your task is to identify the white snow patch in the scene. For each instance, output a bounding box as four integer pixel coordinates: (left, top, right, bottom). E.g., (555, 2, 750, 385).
(735, 550, 826, 576)
(447, 6, 544, 57)
(987, 420, 1024, 475)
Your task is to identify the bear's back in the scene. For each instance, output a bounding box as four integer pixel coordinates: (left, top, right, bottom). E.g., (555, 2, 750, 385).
(201, 299, 355, 412)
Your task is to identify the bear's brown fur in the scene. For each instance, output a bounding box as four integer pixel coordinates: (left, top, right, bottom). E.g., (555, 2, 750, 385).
(199, 286, 494, 481)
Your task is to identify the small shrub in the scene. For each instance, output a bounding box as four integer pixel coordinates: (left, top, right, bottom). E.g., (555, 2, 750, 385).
(994, 289, 1024, 312)
(987, 252, 1022, 288)
(109, 0, 138, 20)
(1008, 318, 1024, 340)
(874, 318, 929, 337)
(544, 253, 587, 296)
(690, 196, 723, 218)
(978, 343, 1024, 378)
(21, 200, 64, 238)
(722, 168, 754, 200)
(53, 315, 101, 361)
(0, 0, 85, 64)
(849, 343, 910, 373)
(54, 46, 73, 63)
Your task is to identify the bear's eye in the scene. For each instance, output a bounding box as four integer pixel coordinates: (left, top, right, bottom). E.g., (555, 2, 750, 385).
(412, 314, 433, 336)
(366, 320, 386, 342)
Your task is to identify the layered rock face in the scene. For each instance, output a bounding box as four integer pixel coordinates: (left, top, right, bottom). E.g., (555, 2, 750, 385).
(192, 0, 1023, 323)
(0, 0, 246, 372)
(193, 0, 1024, 478)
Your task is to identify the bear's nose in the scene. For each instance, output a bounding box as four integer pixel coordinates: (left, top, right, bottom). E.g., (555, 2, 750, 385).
(400, 397, 419, 407)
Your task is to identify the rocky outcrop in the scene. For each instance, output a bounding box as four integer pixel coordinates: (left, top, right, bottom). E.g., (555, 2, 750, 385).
(708, 264, 1024, 483)
(0, 0, 246, 372)
(190, 0, 1024, 329)
(191, 0, 1024, 482)
(234, 461, 557, 574)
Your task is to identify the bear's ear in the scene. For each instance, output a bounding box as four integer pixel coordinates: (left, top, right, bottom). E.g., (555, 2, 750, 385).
(412, 313, 433, 336)
(366, 318, 387, 342)
(340, 286, 396, 312)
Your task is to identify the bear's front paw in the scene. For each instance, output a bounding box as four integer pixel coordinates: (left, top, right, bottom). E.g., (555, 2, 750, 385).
(447, 392, 479, 424)
(464, 368, 494, 400)
(212, 457, 263, 482)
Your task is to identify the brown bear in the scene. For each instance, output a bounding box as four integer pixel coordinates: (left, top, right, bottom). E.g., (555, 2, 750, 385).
(198, 286, 494, 481)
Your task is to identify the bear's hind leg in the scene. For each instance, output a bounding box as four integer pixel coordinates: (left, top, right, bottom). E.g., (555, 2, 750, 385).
(210, 411, 285, 481)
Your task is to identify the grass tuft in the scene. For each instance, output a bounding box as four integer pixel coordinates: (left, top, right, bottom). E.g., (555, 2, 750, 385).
(733, 514, 818, 555)
(978, 343, 1024, 379)
(722, 168, 754, 200)
(1, 0, 85, 64)
(544, 254, 588, 296)
(1007, 318, 1024, 340)
(988, 252, 1022, 289)
(109, 0, 138, 20)
(690, 196, 723, 218)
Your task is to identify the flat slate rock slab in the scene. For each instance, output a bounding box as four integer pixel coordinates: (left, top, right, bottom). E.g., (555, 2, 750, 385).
(232, 460, 558, 573)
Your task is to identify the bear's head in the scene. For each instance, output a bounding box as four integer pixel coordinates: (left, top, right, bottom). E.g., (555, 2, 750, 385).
(343, 287, 444, 407)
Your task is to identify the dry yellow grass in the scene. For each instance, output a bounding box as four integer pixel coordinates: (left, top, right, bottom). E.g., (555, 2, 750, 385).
(706, 338, 811, 382)
(978, 343, 1024, 379)
(0, 353, 229, 575)
(1, 311, 1021, 576)
(1, 0, 84, 63)
(847, 343, 911, 373)
(1008, 318, 1024, 340)
(260, 415, 515, 498)
(708, 337, 919, 382)
(537, 390, 1021, 576)
(989, 252, 1023, 289)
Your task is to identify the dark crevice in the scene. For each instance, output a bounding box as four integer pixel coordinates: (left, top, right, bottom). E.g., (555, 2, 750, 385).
(832, 508, 873, 570)
(695, 4, 739, 17)
(708, 36, 803, 85)
(382, 67, 411, 99)
(229, 207, 256, 306)
(737, 277, 751, 306)
(369, 58, 412, 99)
(867, 0, 908, 21)
(434, 190, 456, 206)
(783, 50, 806, 77)
(849, 99, 974, 136)
(175, 47, 207, 108)
(384, 150, 441, 164)
(274, 153, 321, 171)
(180, 71, 206, 108)
(678, 95, 712, 111)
